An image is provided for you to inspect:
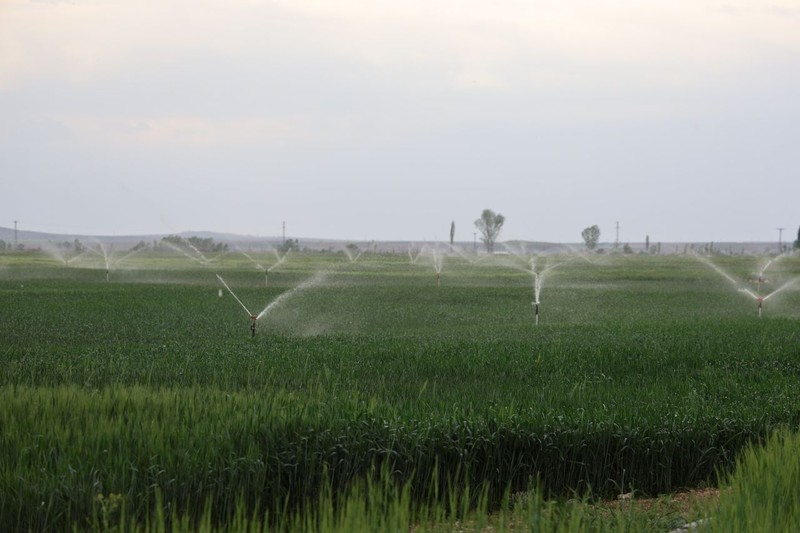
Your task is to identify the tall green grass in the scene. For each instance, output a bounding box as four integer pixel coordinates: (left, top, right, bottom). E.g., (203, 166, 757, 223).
(711, 429, 800, 531)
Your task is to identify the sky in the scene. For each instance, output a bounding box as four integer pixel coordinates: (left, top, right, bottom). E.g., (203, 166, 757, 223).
(1, 0, 799, 244)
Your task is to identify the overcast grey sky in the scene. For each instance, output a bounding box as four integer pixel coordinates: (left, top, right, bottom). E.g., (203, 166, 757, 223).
(1, 0, 798, 243)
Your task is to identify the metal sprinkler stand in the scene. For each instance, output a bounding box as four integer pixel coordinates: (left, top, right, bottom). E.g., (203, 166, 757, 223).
(757, 298, 763, 318)
(250, 315, 258, 337)
(437, 272, 441, 287)
(533, 302, 540, 326)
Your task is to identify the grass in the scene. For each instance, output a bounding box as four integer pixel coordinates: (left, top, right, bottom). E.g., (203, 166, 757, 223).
(1, 249, 799, 530)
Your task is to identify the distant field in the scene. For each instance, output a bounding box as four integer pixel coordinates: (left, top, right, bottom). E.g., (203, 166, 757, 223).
(1, 249, 799, 530)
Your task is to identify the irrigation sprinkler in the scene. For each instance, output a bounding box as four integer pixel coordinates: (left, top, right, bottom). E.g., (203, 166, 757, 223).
(525, 255, 577, 326)
(233, 245, 289, 287)
(754, 279, 798, 317)
(418, 245, 445, 286)
(217, 271, 326, 336)
(85, 242, 113, 281)
(432, 248, 443, 286)
(84, 242, 148, 281)
(695, 254, 797, 317)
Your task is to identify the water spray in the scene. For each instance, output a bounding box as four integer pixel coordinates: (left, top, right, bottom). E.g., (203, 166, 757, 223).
(344, 245, 365, 263)
(449, 244, 481, 265)
(696, 254, 797, 317)
(432, 248, 443, 286)
(751, 254, 787, 294)
(216, 274, 258, 336)
(163, 241, 208, 265)
(532, 270, 543, 325)
(408, 245, 422, 264)
(86, 242, 113, 281)
(266, 249, 289, 284)
(217, 271, 327, 336)
(233, 245, 287, 286)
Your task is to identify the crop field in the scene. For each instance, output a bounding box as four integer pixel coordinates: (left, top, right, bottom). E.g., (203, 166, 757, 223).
(1, 249, 799, 530)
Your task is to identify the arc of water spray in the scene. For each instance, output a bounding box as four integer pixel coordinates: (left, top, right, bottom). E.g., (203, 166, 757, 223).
(69, 249, 90, 263)
(217, 271, 327, 336)
(163, 241, 208, 265)
(761, 279, 798, 302)
(525, 253, 583, 325)
(448, 244, 481, 265)
(86, 242, 109, 265)
(265, 249, 289, 274)
(232, 244, 270, 285)
(740, 279, 797, 318)
(232, 245, 289, 285)
(694, 254, 798, 316)
(430, 247, 444, 286)
(694, 254, 740, 287)
(343, 246, 365, 263)
(184, 240, 210, 264)
(234, 247, 264, 271)
(216, 274, 254, 317)
(758, 254, 786, 278)
(109, 247, 145, 269)
(86, 242, 113, 280)
(42, 243, 93, 266)
(254, 271, 327, 320)
(408, 245, 422, 264)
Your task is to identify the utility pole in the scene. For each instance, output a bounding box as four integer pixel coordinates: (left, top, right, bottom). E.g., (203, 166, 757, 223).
(13, 220, 18, 247)
(614, 221, 620, 249)
(777, 227, 785, 253)
(282, 221, 286, 246)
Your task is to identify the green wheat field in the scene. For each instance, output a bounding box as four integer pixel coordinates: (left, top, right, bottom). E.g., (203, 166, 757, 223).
(1, 248, 799, 531)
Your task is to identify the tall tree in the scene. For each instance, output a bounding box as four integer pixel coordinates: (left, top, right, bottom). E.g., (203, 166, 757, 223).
(795, 225, 800, 249)
(581, 225, 601, 250)
(449, 221, 455, 246)
(474, 209, 505, 253)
